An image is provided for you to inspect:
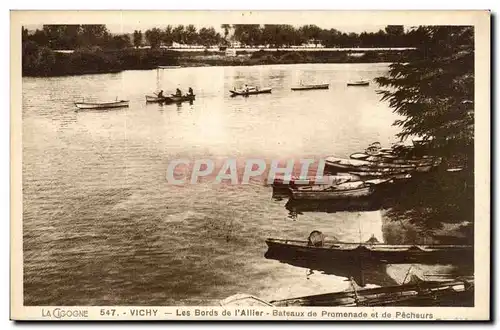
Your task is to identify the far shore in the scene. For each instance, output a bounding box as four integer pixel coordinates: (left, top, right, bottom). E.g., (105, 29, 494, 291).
(23, 48, 414, 78)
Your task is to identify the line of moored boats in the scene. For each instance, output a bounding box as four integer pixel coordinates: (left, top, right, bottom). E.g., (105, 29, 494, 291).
(271, 141, 443, 200)
(73, 77, 370, 109)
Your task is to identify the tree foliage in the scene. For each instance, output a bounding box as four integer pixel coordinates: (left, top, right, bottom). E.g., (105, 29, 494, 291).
(133, 30, 142, 48)
(375, 26, 474, 167)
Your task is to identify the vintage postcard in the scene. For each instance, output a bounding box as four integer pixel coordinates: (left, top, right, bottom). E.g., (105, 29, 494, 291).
(10, 10, 490, 321)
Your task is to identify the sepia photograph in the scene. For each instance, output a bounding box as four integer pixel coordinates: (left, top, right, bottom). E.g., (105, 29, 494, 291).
(10, 10, 490, 321)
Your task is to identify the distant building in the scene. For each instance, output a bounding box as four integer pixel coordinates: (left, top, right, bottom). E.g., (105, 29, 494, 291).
(225, 49, 237, 57)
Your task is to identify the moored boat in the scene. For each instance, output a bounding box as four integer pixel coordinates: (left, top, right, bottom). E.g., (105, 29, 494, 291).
(325, 156, 418, 173)
(221, 276, 474, 307)
(347, 80, 370, 86)
(229, 87, 272, 96)
(288, 179, 389, 200)
(157, 65, 181, 69)
(272, 174, 358, 187)
(74, 100, 129, 110)
(269, 277, 474, 307)
(265, 232, 473, 265)
(291, 83, 329, 91)
(219, 294, 273, 307)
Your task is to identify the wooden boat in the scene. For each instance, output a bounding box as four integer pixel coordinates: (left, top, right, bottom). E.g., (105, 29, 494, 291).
(219, 294, 273, 307)
(291, 83, 329, 91)
(288, 179, 389, 200)
(325, 157, 418, 173)
(221, 276, 474, 307)
(351, 153, 439, 166)
(265, 234, 473, 265)
(347, 80, 370, 86)
(270, 277, 474, 307)
(145, 94, 195, 103)
(272, 174, 358, 188)
(74, 100, 129, 110)
(348, 171, 412, 181)
(350, 152, 371, 160)
(229, 87, 272, 96)
(157, 65, 181, 69)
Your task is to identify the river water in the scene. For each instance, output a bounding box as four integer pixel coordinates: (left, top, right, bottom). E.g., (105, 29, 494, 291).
(22, 63, 462, 306)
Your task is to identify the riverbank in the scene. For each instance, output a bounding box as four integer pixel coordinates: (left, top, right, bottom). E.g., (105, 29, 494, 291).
(22, 47, 414, 77)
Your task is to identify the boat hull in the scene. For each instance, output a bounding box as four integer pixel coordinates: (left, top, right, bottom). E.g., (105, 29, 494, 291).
(269, 278, 474, 307)
(265, 238, 473, 265)
(146, 95, 195, 103)
(291, 84, 329, 91)
(289, 185, 373, 200)
(230, 88, 272, 96)
(347, 81, 370, 86)
(74, 100, 129, 110)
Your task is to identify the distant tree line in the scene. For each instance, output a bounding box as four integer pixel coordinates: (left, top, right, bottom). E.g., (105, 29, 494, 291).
(23, 24, 412, 51)
(20, 23, 415, 76)
(22, 25, 177, 76)
(230, 24, 410, 48)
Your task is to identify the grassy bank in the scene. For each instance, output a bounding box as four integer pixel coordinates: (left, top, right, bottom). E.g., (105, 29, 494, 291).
(22, 44, 179, 77)
(22, 46, 414, 77)
(179, 49, 414, 67)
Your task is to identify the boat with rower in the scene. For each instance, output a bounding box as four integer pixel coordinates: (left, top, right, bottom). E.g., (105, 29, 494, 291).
(265, 231, 473, 265)
(229, 87, 272, 96)
(145, 94, 196, 103)
(74, 100, 129, 110)
(291, 83, 329, 91)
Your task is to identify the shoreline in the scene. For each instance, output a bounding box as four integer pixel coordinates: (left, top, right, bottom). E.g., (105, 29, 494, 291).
(22, 49, 413, 78)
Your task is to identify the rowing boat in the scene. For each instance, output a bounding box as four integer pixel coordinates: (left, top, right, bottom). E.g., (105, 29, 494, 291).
(272, 174, 358, 187)
(145, 94, 195, 103)
(157, 65, 181, 69)
(219, 294, 273, 307)
(347, 80, 370, 86)
(325, 156, 418, 172)
(291, 83, 329, 91)
(270, 277, 474, 307)
(74, 100, 129, 110)
(265, 234, 473, 265)
(288, 179, 389, 200)
(229, 87, 272, 96)
(220, 276, 474, 307)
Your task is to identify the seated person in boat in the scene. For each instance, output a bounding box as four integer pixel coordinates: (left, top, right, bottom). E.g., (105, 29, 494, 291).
(157, 90, 164, 98)
(175, 88, 182, 96)
(188, 87, 194, 96)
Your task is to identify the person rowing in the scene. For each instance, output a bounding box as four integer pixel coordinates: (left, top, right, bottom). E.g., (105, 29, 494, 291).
(157, 90, 164, 98)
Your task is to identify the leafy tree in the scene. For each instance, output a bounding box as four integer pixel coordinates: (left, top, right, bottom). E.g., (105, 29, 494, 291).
(133, 30, 142, 48)
(162, 25, 174, 46)
(375, 26, 474, 167)
(145, 28, 163, 48)
(221, 24, 231, 41)
(184, 24, 198, 44)
(172, 25, 185, 44)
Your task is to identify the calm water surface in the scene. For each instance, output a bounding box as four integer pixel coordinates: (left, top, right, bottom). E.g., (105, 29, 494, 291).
(23, 63, 456, 306)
